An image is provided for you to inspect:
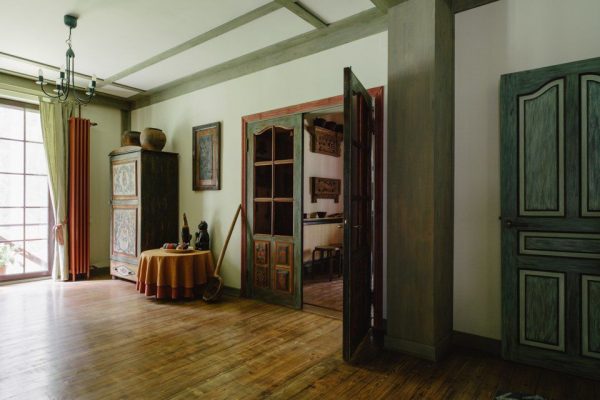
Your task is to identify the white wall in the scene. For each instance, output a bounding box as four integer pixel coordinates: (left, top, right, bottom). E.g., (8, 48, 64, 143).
(132, 32, 387, 289)
(455, 0, 600, 339)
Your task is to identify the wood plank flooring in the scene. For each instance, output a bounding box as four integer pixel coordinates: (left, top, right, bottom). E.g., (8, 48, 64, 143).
(303, 277, 342, 311)
(0, 278, 598, 399)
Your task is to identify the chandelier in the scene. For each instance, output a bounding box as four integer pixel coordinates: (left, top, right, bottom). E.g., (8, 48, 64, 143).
(35, 15, 96, 104)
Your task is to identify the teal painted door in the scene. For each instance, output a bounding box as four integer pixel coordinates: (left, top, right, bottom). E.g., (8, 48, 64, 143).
(246, 114, 303, 309)
(343, 67, 375, 362)
(501, 58, 600, 379)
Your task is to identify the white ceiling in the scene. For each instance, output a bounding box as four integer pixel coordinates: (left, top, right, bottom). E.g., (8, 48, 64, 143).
(0, 0, 376, 99)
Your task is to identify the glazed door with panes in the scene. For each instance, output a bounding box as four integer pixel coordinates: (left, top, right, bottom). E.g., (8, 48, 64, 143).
(343, 67, 375, 362)
(501, 58, 600, 379)
(246, 114, 302, 308)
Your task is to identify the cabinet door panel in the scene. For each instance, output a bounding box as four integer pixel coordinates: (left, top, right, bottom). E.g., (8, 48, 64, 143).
(112, 206, 138, 261)
(112, 159, 138, 200)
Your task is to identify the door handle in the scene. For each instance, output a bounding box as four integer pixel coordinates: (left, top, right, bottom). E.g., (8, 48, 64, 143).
(505, 219, 529, 229)
(353, 225, 362, 230)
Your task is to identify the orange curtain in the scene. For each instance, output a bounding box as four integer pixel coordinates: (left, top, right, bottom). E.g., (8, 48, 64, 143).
(68, 117, 90, 281)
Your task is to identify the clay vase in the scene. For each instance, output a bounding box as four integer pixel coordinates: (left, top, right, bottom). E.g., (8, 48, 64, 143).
(121, 130, 141, 146)
(140, 127, 166, 151)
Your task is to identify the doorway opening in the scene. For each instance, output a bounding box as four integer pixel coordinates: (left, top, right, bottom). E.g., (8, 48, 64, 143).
(302, 108, 344, 318)
(241, 79, 384, 361)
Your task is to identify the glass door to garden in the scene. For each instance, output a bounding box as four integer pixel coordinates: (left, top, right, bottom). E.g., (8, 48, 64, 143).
(0, 99, 51, 281)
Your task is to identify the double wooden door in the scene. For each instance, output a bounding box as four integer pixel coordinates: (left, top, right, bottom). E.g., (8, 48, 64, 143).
(501, 58, 600, 379)
(245, 68, 376, 362)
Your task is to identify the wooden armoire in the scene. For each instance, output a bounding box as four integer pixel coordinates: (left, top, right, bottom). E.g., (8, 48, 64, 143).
(109, 147, 178, 282)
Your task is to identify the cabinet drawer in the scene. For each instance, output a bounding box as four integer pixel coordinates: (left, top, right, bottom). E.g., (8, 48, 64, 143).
(110, 261, 138, 282)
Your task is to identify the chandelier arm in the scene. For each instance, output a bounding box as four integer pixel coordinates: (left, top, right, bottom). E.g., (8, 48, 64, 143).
(40, 84, 59, 99)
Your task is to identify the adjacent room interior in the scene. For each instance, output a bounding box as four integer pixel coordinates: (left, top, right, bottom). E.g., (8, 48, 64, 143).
(1, 0, 599, 399)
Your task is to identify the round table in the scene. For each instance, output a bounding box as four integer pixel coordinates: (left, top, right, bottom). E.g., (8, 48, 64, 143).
(136, 249, 214, 300)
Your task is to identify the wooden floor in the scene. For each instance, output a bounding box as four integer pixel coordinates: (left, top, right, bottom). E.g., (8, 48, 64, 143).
(0, 278, 598, 400)
(303, 276, 343, 311)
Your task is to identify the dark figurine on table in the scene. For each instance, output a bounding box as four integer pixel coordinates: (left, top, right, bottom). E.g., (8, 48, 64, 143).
(195, 221, 210, 250)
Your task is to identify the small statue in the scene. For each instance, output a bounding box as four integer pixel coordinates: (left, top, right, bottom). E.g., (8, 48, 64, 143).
(181, 213, 192, 245)
(195, 221, 210, 250)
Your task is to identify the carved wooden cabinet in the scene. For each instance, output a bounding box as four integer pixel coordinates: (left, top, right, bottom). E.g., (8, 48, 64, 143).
(109, 147, 178, 282)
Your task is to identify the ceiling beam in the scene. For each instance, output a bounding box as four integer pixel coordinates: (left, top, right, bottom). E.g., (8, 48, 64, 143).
(369, 0, 389, 12)
(452, 0, 499, 13)
(0, 51, 143, 94)
(0, 70, 133, 110)
(102, 2, 283, 87)
(132, 8, 386, 109)
(274, 0, 327, 29)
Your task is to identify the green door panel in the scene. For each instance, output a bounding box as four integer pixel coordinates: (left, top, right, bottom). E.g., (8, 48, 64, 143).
(501, 57, 600, 379)
(246, 114, 303, 309)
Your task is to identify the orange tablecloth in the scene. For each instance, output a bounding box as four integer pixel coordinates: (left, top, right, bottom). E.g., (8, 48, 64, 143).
(136, 249, 214, 299)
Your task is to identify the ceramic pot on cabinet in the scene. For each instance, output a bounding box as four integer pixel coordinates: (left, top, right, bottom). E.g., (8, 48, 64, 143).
(140, 127, 166, 151)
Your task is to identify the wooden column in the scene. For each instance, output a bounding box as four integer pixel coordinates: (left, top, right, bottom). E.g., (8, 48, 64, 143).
(385, 0, 454, 361)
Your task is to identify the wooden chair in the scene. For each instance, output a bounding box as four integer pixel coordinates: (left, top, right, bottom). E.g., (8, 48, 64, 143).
(312, 243, 343, 281)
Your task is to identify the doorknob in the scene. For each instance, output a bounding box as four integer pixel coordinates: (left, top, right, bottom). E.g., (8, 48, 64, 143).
(353, 225, 362, 230)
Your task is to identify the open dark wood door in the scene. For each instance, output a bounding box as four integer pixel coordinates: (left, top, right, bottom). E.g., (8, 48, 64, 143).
(343, 67, 375, 362)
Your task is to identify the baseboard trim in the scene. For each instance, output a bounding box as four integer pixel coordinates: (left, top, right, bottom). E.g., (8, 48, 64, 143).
(222, 286, 241, 298)
(452, 330, 501, 356)
(384, 334, 451, 361)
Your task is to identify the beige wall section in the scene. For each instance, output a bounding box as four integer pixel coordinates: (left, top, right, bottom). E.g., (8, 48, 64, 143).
(454, 0, 600, 339)
(84, 104, 122, 267)
(132, 32, 387, 290)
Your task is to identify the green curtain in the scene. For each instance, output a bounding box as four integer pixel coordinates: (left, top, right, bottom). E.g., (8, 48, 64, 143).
(40, 99, 73, 281)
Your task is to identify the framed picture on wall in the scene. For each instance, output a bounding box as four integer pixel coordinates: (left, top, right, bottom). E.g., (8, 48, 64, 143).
(192, 122, 221, 190)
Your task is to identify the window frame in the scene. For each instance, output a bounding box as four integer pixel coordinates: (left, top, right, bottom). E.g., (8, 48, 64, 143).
(0, 98, 54, 282)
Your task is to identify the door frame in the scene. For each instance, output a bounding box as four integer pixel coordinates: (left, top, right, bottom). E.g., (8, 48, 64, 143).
(241, 86, 384, 331)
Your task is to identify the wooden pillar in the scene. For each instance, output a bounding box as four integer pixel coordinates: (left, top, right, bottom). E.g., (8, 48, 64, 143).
(385, 0, 454, 361)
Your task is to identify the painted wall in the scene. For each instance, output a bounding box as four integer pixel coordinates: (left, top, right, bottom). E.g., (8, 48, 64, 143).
(132, 32, 387, 290)
(455, 0, 600, 339)
(85, 104, 121, 267)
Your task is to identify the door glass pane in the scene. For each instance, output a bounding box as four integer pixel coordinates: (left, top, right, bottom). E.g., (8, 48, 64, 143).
(0, 139, 23, 173)
(255, 165, 272, 198)
(255, 129, 272, 162)
(24, 240, 48, 273)
(274, 202, 293, 236)
(254, 202, 272, 235)
(0, 241, 23, 275)
(26, 142, 47, 175)
(274, 164, 293, 198)
(0, 174, 24, 207)
(274, 127, 294, 160)
(26, 208, 48, 224)
(25, 176, 48, 207)
(0, 208, 23, 225)
(26, 110, 42, 142)
(0, 106, 24, 140)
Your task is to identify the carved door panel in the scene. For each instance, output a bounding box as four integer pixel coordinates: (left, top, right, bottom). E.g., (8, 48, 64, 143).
(343, 67, 375, 363)
(501, 59, 600, 379)
(246, 114, 302, 308)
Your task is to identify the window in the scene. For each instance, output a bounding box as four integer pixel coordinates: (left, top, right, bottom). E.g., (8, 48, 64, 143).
(0, 99, 52, 281)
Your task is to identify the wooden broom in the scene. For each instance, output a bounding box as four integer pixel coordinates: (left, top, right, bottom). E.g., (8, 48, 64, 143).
(202, 204, 242, 303)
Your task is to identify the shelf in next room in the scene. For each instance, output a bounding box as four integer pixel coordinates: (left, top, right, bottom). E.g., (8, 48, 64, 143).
(303, 217, 344, 226)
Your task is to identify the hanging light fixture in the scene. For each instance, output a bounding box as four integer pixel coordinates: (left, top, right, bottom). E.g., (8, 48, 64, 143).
(35, 14, 96, 104)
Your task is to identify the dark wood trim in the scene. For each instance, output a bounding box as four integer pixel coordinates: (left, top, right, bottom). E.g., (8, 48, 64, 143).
(240, 86, 384, 332)
(222, 285, 241, 298)
(452, 331, 501, 356)
(452, 0, 499, 13)
(373, 86, 384, 333)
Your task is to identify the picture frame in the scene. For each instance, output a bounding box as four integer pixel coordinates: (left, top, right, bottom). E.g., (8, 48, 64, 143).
(193, 122, 221, 190)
